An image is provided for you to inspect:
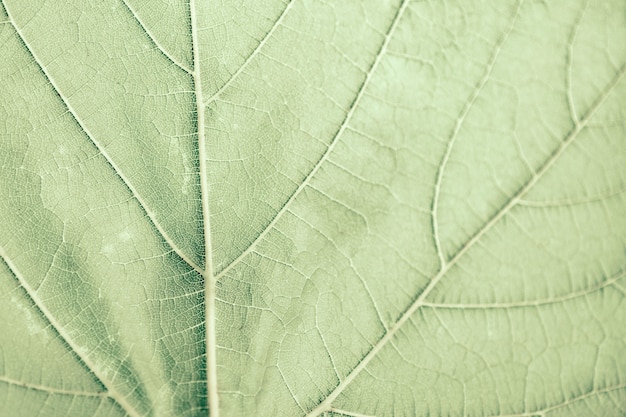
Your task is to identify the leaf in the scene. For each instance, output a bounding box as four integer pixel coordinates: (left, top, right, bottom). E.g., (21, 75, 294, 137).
(0, 0, 625, 416)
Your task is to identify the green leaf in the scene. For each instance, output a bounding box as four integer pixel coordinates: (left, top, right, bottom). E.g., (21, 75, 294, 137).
(1, 0, 625, 416)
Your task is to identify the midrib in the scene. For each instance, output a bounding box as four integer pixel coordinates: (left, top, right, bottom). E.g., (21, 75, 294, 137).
(189, 1, 219, 416)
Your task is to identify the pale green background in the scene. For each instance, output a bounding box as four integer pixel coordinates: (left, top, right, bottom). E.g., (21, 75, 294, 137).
(0, 0, 625, 416)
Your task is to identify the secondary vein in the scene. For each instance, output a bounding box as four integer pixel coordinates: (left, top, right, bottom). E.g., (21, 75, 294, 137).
(0, 249, 141, 417)
(203, 0, 295, 106)
(120, 0, 193, 75)
(0, 0, 203, 277)
(0, 375, 109, 398)
(431, 0, 523, 271)
(306, 4, 626, 416)
(215, 0, 407, 282)
(188, 0, 219, 416)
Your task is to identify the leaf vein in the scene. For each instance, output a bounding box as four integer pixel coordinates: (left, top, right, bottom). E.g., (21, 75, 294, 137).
(0, 0, 203, 276)
(565, 0, 589, 125)
(119, 0, 193, 75)
(422, 270, 626, 309)
(188, 0, 219, 415)
(203, 0, 295, 106)
(489, 384, 626, 417)
(0, 375, 108, 398)
(0, 248, 141, 417)
(305, 8, 626, 415)
(431, 0, 523, 270)
(216, 0, 407, 281)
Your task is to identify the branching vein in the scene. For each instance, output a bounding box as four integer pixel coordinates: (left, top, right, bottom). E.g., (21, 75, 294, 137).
(431, 0, 523, 271)
(565, 0, 588, 125)
(0, 0, 203, 277)
(422, 270, 626, 309)
(305, 9, 626, 417)
(203, 0, 295, 106)
(216, 0, 407, 282)
(119, 0, 193, 75)
(0, 249, 141, 417)
(0, 375, 108, 398)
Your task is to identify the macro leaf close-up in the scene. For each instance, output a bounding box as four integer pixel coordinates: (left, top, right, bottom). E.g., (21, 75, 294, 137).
(1, 0, 625, 416)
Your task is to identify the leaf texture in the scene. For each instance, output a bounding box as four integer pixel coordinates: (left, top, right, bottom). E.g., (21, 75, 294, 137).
(0, 0, 625, 416)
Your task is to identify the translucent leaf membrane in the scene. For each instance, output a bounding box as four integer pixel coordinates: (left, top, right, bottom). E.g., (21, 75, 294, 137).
(0, 0, 625, 416)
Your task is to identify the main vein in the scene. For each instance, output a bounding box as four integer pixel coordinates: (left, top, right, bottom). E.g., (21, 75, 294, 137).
(188, 1, 219, 416)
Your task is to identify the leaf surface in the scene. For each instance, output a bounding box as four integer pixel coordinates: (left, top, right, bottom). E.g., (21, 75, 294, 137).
(0, 0, 625, 416)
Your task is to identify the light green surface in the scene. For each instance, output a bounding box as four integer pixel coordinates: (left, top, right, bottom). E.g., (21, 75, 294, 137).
(0, 0, 625, 416)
